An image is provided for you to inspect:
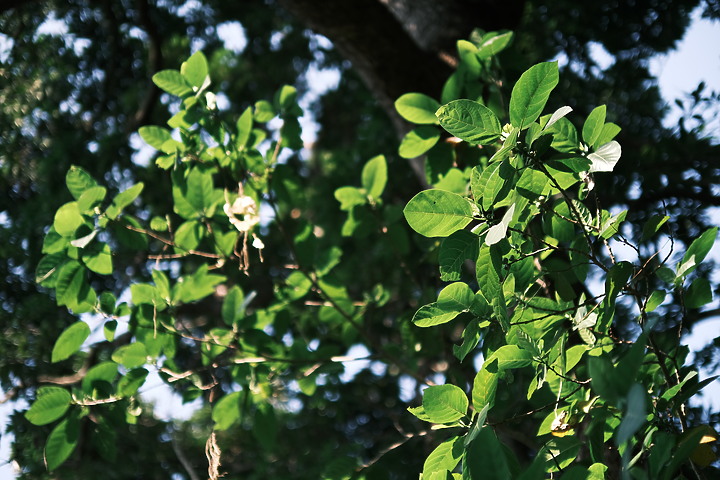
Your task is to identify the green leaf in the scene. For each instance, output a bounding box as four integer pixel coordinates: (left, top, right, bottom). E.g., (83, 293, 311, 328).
(646, 290, 666, 312)
(181, 50, 209, 88)
(463, 426, 511, 479)
(77, 186, 107, 213)
(152, 69, 192, 97)
(509, 61, 559, 130)
(25, 387, 72, 426)
(439, 230, 480, 282)
(131, 283, 161, 306)
(599, 210, 627, 239)
(117, 368, 149, 397)
(152, 268, 171, 300)
(422, 384, 468, 424)
(588, 355, 619, 405)
(475, 31, 513, 58)
(82, 242, 113, 275)
(55, 261, 96, 313)
(472, 366, 498, 411)
(399, 126, 440, 159)
(485, 345, 533, 370)
(186, 167, 215, 212)
(253, 403, 277, 451)
(395, 93, 441, 124)
(423, 436, 463, 477)
(66, 166, 98, 200)
(139, 126, 173, 151)
(254, 99, 275, 122)
(106, 182, 144, 220)
(615, 383, 647, 446)
(236, 106, 254, 148)
(361, 155, 388, 199)
(45, 414, 80, 470)
(51, 321, 90, 363)
(588, 141, 621, 173)
(54, 202, 85, 237)
(641, 214, 669, 242)
(582, 105, 606, 147)
(547, 117, 579, 152)
(36, 253, 66, 287)
(174, 265, 226, 303)
(475, 244, 502, 308)
(413, 283, 475, 327)
(222, 285, 245, 326)
(335, 186, 367, 211)
(111, 342, 148, 368)
(686, 278, 712, 308)
(275, 84, 298, 111)
(213, 391, 242, 430)
(81, 361, 118, 395)
(404, 190, 475, 237)
(680, 227, 718, 276)
(596, 122, 622, 146)
(174, 220, 204, 253)
(413, 303, 463, 327)
(476, 159, 514, 211)
(436, 99, 502, 144)
(517, 167, 549, 199)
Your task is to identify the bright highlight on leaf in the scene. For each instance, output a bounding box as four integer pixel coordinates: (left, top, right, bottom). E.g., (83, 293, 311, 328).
(588, 140, 622, 172)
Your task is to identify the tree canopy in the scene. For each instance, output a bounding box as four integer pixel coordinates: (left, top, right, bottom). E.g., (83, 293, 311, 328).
(1, 1, 719, 479)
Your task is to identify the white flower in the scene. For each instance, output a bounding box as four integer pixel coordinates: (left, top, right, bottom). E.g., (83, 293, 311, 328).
(224, 195, 259, 232)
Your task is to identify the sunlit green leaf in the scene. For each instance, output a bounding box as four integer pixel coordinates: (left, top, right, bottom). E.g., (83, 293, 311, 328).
(399, 126, 440, 159)
(475, 31, 513, 58)
(66, 166, 98, 200)
(509, 61, 559, 130)
(54, 202, 85, 237)
(82, 242, 113, 275)
(112, 342, 148, 368)
(51, 321, 90, 363)
(213, 391, 242, 430)
(472, 365, 498, 411)
(582, 105, 606, 147)
(181, 50, 209, 88)
(395, 93, 441, 124)
(45, 414, 80, 470)
(404, 190, 475, 237)
(25, 387, 72, 426)
(361, 155, 388, 199)
(117, 368, 149, 397)
(422, 384, 468, 424)
(152, 69, 192, 97)
(436, 99, 502, 144)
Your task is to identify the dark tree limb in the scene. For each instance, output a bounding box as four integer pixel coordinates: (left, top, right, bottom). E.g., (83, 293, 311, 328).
(277, 0, 453, 135)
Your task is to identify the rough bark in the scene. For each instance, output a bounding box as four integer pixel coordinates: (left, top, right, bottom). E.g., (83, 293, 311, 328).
(277, 0, 453, 136)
